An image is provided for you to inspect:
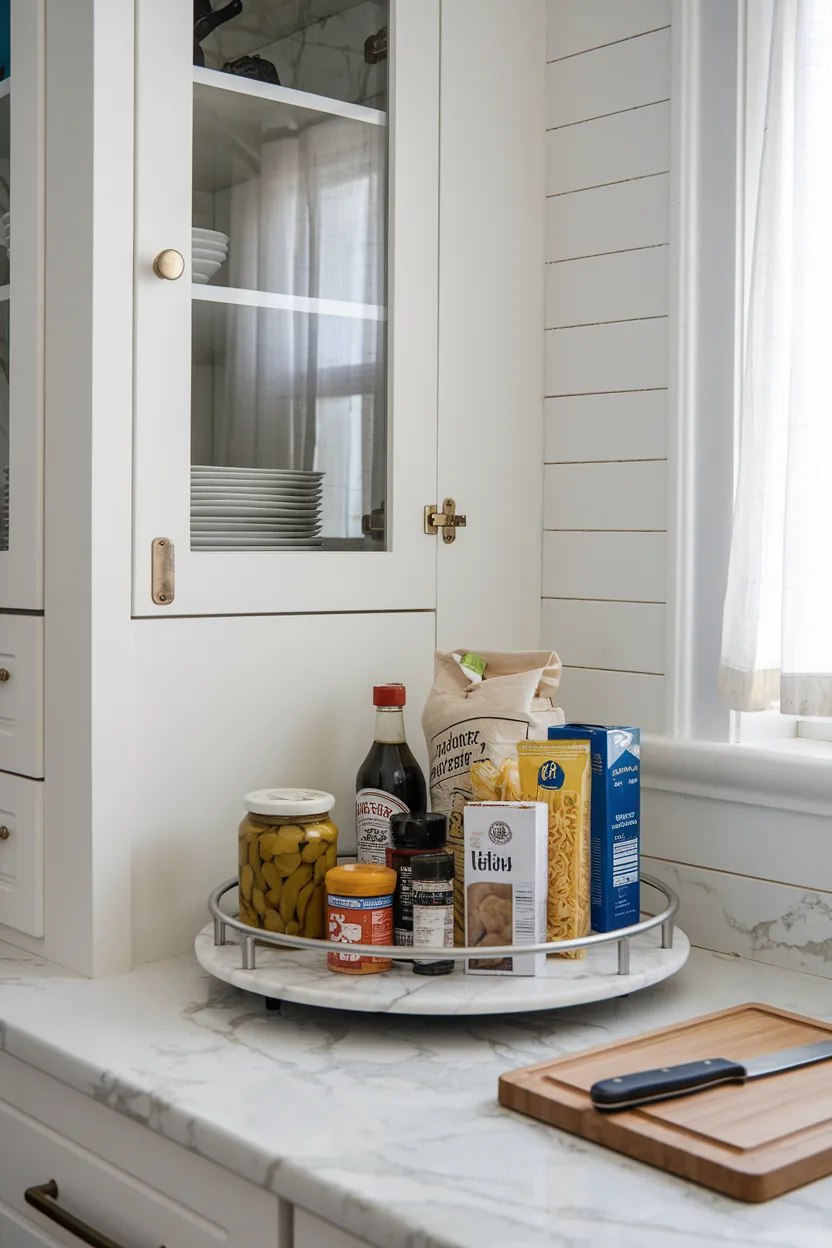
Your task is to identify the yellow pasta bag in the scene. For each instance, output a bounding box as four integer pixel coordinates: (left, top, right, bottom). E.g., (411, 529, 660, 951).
(517, 740, 591, 958)
(470, 754, 521, 803)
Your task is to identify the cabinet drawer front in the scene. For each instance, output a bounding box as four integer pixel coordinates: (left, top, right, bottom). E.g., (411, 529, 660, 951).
(0, 614, 44, 778)
(0, 1054, 284, 1248)
(0, 1096, 232, 1248)
(0, 771, 43, 936)
(0, 1200, 64, 1248)
(295, 1209, 370, 1248)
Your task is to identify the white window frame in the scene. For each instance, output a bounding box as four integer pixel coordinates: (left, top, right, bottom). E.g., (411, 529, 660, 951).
(644, 0, 832, 821)
(667, 0, 832, 755)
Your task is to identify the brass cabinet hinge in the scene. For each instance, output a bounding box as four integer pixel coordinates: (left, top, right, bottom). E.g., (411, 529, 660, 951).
(424, 498, 467, 544)
(361, 502, 386, 542)
(151, 537, 175, 605)
(364, 25, 387, 63)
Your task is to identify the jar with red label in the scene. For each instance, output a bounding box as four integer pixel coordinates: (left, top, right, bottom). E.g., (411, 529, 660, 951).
(325, 863, 396, 975)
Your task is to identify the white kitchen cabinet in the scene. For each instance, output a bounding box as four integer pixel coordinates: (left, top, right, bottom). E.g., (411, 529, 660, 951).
(0, 613, 44, 778)
(0, 1048, 387, 1248)
(0, 1204, 63, 1248)
(0, 0, 543, 971)
(0, 769, 43, 936)
(133, 0, 440, 617)
(0, 1051, 289, 1248)
(295, 1208, 370, 1248)
(0, 1, 45, 612)
(0, 3, 47, 950)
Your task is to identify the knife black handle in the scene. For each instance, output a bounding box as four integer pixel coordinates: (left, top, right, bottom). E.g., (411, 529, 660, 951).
(590, 1057, 746, 1111)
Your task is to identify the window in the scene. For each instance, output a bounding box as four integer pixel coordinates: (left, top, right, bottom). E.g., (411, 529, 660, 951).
(718, 0, 832, 735)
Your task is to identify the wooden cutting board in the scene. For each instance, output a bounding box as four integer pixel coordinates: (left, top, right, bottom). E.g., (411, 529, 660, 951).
(499, 1002, 832, 1201)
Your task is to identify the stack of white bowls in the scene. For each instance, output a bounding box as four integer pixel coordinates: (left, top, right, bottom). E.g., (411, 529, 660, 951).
(192, 228, 228, 285)
(0, 466, 9, 548)
(0, 212, 10, 255)
(190, 465, 324, 550)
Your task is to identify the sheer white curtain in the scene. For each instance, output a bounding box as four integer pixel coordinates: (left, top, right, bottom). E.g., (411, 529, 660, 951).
(213, 115, 386, 537)
(719, 0, 832, 716)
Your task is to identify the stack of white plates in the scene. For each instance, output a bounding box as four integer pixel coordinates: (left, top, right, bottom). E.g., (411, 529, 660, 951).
(0, 465, 8, 547)
(192, 228, 228, 285)
(0, 212, 10, 255)
(191, 465, 323, 550)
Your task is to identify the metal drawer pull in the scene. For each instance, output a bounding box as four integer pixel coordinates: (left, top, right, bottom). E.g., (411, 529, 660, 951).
(24, 1181, 166, 1248)
(0, 667, 10, 680)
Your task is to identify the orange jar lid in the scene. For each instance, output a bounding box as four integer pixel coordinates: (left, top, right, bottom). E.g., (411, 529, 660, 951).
(326, 863, 396, 898)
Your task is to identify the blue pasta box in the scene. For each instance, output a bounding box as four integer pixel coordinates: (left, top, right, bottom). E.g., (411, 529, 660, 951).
(547, 724, 640, 932)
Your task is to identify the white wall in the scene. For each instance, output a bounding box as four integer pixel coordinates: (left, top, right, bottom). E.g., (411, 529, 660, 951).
(542, 0, 671, 732)
(129, 612, 435, 964)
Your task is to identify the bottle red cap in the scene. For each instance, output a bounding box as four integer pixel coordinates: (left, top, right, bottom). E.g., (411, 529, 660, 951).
(373, 683, 406, 707)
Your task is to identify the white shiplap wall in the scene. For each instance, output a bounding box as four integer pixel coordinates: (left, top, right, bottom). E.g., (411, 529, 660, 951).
(543, 0, 671, 731)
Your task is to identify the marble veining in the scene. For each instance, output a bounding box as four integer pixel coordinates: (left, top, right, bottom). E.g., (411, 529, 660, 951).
(2, 939, 832, 1247)
(195, 922, 689, 1014)
(644, 858, 832, 979)
(204, 0, 388, 109)
(264, 2, 387, 109)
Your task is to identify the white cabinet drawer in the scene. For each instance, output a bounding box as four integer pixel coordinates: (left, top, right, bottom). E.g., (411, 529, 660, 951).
(0, 771, 43, 936)
(0, 614, 44, 778)
(295, 1209, 370, 1248)
(0, 1053, 285, 1248)
(0, 1200, 64, 1248)
(0, 1097, 228, 1248)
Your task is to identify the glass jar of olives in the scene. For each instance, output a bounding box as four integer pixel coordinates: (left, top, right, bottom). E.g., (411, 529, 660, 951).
(238, 789, 338, 939)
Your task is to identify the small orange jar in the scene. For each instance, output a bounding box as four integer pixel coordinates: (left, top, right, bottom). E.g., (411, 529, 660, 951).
(326, 863, 396, 975)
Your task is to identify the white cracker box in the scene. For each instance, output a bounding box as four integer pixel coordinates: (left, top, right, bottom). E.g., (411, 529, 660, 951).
(463, 802, 548, 976)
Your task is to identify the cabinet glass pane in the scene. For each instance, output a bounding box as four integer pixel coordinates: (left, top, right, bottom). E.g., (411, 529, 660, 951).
(191, 2, 389, 552)
(193, 87, 386, 306)
(192, 299, 384, 547)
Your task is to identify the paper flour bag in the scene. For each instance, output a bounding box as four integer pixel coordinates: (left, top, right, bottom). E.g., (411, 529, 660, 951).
(422, 650, 564, 943)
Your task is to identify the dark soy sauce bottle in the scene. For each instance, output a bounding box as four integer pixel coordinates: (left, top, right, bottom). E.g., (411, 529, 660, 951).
(355, 684, 427, 865)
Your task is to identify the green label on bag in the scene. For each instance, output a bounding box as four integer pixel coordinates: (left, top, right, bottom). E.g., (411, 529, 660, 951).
(460, 652, 487, 677)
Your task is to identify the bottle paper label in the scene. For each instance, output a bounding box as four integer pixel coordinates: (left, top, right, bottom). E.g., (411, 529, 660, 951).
(356, 788, 409, 864)
(394, 861, 414, 945)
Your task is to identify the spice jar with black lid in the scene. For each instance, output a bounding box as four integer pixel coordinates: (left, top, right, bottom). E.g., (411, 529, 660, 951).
(411, 849, 455, 976)
(386, 812, 448, 946)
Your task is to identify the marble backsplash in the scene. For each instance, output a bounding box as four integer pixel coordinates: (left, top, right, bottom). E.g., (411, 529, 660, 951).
(204, 1, 388, 109)
(644, 856, 832, 980)
(262, 1, 387, 108)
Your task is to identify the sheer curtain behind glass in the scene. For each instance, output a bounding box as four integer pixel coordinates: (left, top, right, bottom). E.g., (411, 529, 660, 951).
(719, 0, 832, 716)
(215, 116, 386, 539)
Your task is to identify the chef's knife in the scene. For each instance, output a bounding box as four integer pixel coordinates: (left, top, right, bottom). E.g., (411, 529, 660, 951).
(589, 1038, 832, 1111)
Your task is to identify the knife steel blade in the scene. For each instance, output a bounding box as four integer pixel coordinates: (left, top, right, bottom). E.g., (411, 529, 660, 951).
(589, 1037, 832, 1112)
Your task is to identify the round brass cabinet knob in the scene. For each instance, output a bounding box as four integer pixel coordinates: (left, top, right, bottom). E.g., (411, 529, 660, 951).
(0, 826, 10, 840)
(153, 249, 185, 281)
(0, 667, 10, 681)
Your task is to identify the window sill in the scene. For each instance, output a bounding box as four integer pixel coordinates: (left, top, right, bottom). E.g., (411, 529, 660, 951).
(642, 734, 832, 819)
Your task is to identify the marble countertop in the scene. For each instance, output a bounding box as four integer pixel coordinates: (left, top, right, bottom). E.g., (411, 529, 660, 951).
(2, 940, 832, 1248)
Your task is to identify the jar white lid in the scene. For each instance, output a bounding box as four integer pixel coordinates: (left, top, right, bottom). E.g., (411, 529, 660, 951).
(244, 788, 336, 817)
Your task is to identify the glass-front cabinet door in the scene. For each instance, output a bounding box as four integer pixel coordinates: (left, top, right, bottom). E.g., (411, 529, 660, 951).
(134, 0, 439, 615)
(0, 2, 44, 611)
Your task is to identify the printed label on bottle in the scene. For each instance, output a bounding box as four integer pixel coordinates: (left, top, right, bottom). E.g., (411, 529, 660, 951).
(356, 788, 409, 864)
(413, 901, 454, 949)
(394, 861, 414, 945)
